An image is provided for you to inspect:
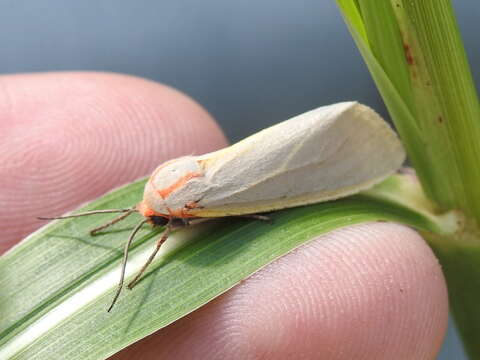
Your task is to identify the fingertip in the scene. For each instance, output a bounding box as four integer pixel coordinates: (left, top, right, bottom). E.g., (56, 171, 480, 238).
(245, 222, 448, 359)
(0, 72, 227, 252)
(247, 222, 448, 359)
(116, 222, 447, 359)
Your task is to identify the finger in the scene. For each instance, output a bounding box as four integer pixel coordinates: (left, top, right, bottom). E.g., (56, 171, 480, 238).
(112, 222, 448, 360)
(0, 72, 227, 253)
(1, 74, 448, 359)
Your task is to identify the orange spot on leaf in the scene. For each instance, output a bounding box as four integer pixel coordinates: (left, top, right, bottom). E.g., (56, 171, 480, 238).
(403, 43, 414, 65)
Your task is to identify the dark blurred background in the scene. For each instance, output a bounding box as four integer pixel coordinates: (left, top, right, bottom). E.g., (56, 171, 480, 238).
(1, 1, 478, 358)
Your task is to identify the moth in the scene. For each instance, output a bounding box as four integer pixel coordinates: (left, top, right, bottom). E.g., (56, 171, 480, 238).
(42, 101, 405, 311)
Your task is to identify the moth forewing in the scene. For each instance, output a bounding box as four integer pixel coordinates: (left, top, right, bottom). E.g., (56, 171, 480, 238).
(184, 101, 405, 217)
(41, 101, 405, 311)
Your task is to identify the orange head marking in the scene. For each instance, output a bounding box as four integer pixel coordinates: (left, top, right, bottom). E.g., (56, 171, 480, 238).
(157, 172, 201, 199)
(143, 156, 205, 219)
(137, 201, 167, 218)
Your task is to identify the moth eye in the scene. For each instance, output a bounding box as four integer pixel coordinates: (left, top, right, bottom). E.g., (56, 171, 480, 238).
(150, 216, 169, 226)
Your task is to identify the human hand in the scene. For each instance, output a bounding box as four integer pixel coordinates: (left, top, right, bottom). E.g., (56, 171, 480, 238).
(0, 72, 448, 359)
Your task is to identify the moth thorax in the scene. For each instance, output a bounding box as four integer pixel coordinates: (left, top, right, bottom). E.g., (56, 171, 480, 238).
(150, 156, 203, 191)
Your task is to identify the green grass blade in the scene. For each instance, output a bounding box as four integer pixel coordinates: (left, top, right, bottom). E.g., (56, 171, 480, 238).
(336, 0, 437, 204)
(427, 233, 480, 359)
(0, 173, 454, 359)
(337, 1, 480, 357)
(358, 1, 414, 112)
(392, 0, 480, 220)
(337, 0, 480, 219)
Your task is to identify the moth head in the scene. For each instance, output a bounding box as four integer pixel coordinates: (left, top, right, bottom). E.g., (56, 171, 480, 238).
(139, 156, 204, 220)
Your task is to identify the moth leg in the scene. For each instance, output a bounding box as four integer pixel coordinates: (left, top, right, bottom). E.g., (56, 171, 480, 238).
(171, 217, 191, 227)
(177, 217, 211, 227)
(127, 223, 172, 290)
(90, 208, 137, 235)
(107, 219, 148, 312)
(38, 207, 135, 221)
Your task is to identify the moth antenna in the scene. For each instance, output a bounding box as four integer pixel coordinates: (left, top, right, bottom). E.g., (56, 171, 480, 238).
(90, 209, 137, 235)
(127, 222, 172, 290)
(107, 219, 148, 313)
(38, 208, 137, 221)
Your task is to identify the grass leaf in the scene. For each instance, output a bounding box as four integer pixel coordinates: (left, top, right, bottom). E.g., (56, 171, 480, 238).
(337, 1, 480, 357)
(0, 173, 453, 359)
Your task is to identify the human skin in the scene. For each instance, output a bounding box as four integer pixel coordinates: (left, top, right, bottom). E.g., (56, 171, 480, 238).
(0, 72, 448, 359)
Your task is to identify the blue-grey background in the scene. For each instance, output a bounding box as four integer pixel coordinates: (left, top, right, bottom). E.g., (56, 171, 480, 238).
(1, 1, 478, 358)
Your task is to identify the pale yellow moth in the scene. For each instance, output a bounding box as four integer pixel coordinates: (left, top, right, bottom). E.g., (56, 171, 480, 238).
(42, 101, 405, 311)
